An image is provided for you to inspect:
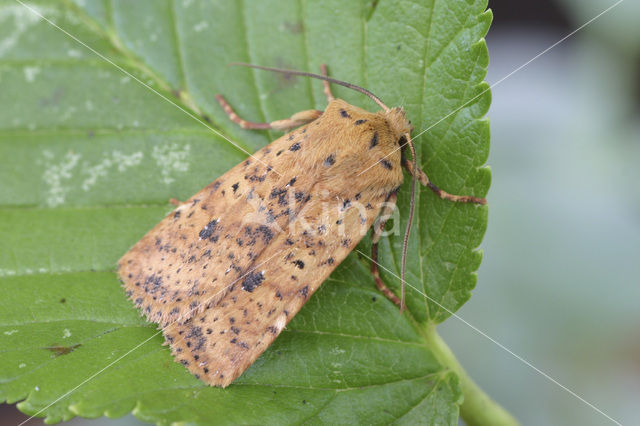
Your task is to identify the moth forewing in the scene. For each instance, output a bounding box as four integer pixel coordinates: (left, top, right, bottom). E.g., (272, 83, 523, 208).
(118, 99, 408, 386)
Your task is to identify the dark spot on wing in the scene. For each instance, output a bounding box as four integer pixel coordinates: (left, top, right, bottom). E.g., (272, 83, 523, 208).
(380, 159, 393, 170)
(186, 326, 202, 338)
(256, 225, 274, 243)
(324, 154, 335, 167)
(299, 285, 309, 298)
(369, 132, 379, 149)
(242, 271, 264, 292)
(199, 219, 219, 242)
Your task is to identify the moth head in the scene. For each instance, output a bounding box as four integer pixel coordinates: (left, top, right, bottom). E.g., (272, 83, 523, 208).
(384, 107, 413, 142)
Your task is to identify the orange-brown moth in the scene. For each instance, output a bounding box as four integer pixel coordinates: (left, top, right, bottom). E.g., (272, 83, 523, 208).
(118, 64, 485, 387)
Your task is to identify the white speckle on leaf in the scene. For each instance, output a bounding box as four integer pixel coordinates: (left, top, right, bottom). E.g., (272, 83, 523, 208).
(41, 150, 81, 207)
(59, 105, 77, 121)
(67, 49, 82, 58)
(18, 363, 26, 368)
(62, 329, 71, 339)
(152, 143, 190, 185)
(62, 11, 81, 26)
(4, 330, 18, 335)
(81, 150, 143, 191)
(0, 4, 48, 56)
(442, 261, 456, 271)
(330, 346, 346, 355)
(149, 33, 158, 42)
(113, 150, 143, 172)
(81, 156, 111, 191)
(35, 386, 39, 391)
(120, 75, 130, 84)
(193, 21, 208, 32)
(23, 66, 40, 82)
(0, 269, 17, 277)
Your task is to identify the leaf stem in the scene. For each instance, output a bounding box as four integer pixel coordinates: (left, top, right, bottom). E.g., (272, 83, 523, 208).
(421, 324, 520, 426)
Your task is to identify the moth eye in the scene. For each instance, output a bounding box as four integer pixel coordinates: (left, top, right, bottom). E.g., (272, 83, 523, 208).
(398, 135, 407, 146)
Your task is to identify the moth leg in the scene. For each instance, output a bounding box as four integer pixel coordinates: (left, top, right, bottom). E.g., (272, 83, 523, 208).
(320, 64, 335, 102)
(370, 193, 402, 308)
(216, 95, 322, 131)
(403, 159, 486, 205)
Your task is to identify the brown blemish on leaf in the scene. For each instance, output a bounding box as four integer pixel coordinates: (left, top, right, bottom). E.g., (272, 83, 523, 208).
(45, 343, 81, 357)
(282, 20, 304, 34)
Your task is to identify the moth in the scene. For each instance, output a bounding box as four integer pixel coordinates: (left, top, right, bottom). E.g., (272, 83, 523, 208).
(118, 64, 485, 387)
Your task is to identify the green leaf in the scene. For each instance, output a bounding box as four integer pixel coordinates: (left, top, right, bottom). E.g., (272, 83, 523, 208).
(369, 1, 492, 324)
(0, 0, 491, 424)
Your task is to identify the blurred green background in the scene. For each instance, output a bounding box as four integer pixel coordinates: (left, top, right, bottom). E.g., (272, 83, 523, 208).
(440, 0, 640, 425)
(3, 0, 638, 425)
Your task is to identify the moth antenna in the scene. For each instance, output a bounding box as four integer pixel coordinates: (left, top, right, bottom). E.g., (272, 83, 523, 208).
(401, 133, 418, 312)
(229, 63, 390, 112)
